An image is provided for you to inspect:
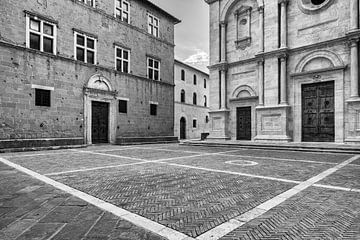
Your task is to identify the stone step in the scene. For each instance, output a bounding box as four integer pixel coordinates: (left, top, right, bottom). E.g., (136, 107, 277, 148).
(116, 136, 179, 145)
(182, 141, 360, 154)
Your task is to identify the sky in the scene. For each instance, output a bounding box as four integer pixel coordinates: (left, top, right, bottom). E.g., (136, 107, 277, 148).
(149, 0, 209, 72)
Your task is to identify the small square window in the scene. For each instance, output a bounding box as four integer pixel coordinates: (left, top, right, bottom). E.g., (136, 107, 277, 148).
(119, 100, 128, 113)
(35, 89, 51, 107)
(150, 104, 157, 116)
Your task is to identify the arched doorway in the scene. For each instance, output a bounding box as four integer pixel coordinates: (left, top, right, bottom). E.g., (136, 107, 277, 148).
(180, 117, 186, 139)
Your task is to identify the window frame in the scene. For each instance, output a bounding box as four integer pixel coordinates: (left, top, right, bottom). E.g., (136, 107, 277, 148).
(26, 15, 57, 55)
(181, 69, 185, 81)
(193, 74, 197, 85)
(78, 0, 95, 7)
(204, 79, 207, 88)
(180, 89, 185, 103)
(115, 46, 130, 73)
(118, 98, 129, 114)
(74, 31, 97, 64)
(147, 13, 159, 37)
(193, 119, 197, 129)
(114, 0, 130, 23)
(150, 102, 158, 116)
(204, 95, 207, 107)
(193, 92, 197, 105)
(147, 57, 160, 81)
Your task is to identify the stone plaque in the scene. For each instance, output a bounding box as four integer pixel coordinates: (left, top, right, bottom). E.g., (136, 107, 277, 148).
(212, 117, 221, 130)
(261, 115, 281, 131)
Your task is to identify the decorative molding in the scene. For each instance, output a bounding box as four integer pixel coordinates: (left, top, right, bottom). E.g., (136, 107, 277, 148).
(232, 85, 257, 98)
(24, 10, 59, 25)
(297, 0, 335, 15)
(290, 66, 346, 78)
(31, 84, 55, 91)
(294, 50, 344, 73)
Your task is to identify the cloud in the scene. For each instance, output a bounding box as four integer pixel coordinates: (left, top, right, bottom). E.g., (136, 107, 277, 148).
(184, 50, 209, 64)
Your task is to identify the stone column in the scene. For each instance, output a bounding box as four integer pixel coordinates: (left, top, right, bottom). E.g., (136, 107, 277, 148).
(280, 55, 288, 104)
(350, 38, 359, 98)
(220, 21, 227, 62)
(279, 0, 288, 48)
(258, 59, 264, 106)
(350, 0, 359, 30)
(258, 6, 264, 52)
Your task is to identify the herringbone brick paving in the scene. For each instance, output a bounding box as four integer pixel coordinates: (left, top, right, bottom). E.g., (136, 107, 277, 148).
(0, 162, 166, 240)
(7, 153, 140, 174)
(168, 155, 331, 181)
(1, 144, 359, 239)
(318, 165, 360, 190)
(220, 187, 360, 240)
(51, 163, 295, 237)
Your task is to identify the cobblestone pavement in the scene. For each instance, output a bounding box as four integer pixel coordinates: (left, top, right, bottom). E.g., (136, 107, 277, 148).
(1, 143, 359, 239)
(0, 162, 165, 240)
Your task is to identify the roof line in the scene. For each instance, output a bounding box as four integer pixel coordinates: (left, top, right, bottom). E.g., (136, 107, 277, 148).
(143, 0, 181, 24)
(175, 59, 209, 76)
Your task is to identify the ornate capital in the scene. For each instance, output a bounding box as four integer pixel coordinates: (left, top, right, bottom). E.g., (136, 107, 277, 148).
(348, 37, 359, 48)
(218, 62, 229, 71)
(279, 53, 288, 61)
(220, 21, 227, 27)
(258, 6, 264, 14)
(278, 0, 289, 6)
(257, 58, 265, 65)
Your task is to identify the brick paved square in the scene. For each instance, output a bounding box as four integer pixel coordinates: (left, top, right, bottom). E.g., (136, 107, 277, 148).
(166, 154, 333, 181)
(7, 152, 141, 174)
(318, 165, 360, 190)
(220, 187, 360, 240)
(50, 163, 295, 237)
(96, 148, 199, 160)
(1, 144, 359, 239)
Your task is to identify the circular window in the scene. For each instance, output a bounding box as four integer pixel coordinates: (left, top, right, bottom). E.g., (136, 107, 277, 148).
(311, 0, 326, 5)
(297, 0, 334, 14)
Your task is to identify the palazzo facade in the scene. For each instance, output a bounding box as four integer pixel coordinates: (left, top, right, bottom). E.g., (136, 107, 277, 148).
(205, 0, 360, 143)
(174, 60, 210, 140)
(0, 0, 180, 149)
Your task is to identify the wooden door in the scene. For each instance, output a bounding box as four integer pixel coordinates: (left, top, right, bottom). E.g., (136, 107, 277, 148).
(237, 107, 251, 140)
(180, 117, 186, 140)
(302, 81, 334, 142)
(91, 101, 109, 144)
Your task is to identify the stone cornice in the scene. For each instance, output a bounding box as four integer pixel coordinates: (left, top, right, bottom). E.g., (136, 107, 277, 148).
(0, 40, 175, 87)
(208, 35, 351, 70)
(290, 66, 347, 78)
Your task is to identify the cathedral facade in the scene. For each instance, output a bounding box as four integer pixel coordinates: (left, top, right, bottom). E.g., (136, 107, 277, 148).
(205, 0, 360, 143)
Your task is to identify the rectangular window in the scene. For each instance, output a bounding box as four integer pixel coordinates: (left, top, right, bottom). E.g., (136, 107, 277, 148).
(193, 119, 197, 128)
(26, 16, 56, 54)
(148, 14, 159, 37)
(35, 89, 51, 107)
(150, 104, 157, 116)
(119, 100, 128, 113)
(78, 0, 95, 7)
(74, 32, 96, 64)
(204, 79, 207, 88)
(115, 46, 130, 73)
(115, 0, 130, 23)
(147, 57, 160, 81)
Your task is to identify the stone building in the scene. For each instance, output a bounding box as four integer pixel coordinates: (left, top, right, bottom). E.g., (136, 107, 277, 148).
(0, 0, 180, 149)
(174, 60, 210, 139)
(205, 0, 360, 143)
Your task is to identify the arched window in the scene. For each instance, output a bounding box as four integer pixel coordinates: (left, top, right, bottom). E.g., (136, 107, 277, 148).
(205, 116, 209, 123)
(193, 74, 197, 85)
(181, 69, 185, 81)
(204, 95, 207, 107)
(180, 89, 185, 103)
(193, 93, 197, 105)
(204, 79, 207, 88)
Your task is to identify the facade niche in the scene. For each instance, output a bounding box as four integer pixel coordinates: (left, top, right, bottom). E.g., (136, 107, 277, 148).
(234, 6, 252, 50)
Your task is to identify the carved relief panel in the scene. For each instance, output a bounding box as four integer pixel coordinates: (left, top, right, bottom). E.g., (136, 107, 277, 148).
(234, 6, 252, 50)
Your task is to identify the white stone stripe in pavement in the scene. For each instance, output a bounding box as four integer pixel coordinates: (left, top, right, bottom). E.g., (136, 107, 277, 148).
(0, 157, 194, 240)
(195, 155, 360, 240)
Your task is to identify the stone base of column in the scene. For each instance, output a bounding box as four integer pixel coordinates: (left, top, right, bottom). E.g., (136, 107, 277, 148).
(345, 99, 360, 143)
(254, 105, 292, 142)
(207, 109, 231, 140)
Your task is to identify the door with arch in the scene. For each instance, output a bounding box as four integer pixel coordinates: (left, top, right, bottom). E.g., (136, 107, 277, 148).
(180, 117, 186, 139)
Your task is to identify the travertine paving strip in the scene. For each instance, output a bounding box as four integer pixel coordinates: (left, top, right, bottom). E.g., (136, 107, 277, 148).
(0, 157, 193, 240)
(195, 155, 360, 240)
